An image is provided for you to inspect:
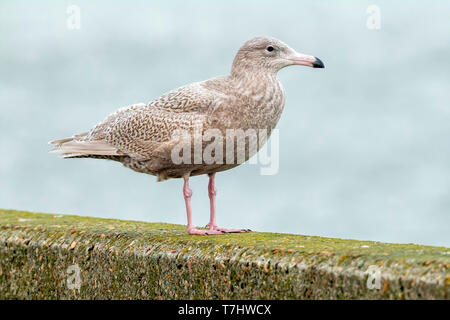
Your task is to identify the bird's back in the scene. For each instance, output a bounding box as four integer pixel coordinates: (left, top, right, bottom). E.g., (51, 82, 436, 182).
(50, 73, 285, 180)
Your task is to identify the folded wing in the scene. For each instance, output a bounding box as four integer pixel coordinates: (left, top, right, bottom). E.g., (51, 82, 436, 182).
(49, 82, 215, 160)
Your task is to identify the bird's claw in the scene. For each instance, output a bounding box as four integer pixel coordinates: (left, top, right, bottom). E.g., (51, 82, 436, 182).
(188, 226, 251, 235)
(187, 228, 226, 235)
(210, 227, 251, 233)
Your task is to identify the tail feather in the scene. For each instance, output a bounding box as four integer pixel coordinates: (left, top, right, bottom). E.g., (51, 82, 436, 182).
(49, 132, 88, 146)
(49, 133, 122, 158)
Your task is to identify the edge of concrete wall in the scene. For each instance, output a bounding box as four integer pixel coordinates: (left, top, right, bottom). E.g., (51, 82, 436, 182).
(0, 209, 449, 299)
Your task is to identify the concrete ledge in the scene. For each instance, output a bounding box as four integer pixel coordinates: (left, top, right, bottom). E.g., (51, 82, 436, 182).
(0, 209, 449, 299)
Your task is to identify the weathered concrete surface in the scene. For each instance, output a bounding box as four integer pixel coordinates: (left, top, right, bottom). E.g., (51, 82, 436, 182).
(0, 209, 448, 299)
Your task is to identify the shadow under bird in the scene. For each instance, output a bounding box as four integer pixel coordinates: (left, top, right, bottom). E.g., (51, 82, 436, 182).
(50, 36, 324, 235)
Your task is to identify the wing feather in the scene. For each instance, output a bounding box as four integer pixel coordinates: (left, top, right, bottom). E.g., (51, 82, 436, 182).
(50, 81, 217, 160)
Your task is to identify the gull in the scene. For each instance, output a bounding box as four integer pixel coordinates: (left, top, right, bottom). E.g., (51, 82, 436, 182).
(50, 37, 324, 235)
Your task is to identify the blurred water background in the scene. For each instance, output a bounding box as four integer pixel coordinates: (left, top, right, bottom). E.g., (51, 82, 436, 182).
(1, 0, 449, 246)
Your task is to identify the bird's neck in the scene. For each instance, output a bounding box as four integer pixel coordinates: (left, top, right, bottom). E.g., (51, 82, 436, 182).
(230, 69, 283, 102)
(226, 70, 285, 131)
(230, 69, 279, 94)
(231, 61, 278, 80)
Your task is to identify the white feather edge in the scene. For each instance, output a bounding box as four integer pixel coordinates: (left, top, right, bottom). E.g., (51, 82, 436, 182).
(49, 138, 122, 157)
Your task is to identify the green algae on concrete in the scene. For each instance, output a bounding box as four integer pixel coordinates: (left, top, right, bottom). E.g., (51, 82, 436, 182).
(0, 209, 449, 299)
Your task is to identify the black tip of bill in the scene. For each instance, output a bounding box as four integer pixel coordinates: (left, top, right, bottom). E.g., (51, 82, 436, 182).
(313, 57, 325, 68)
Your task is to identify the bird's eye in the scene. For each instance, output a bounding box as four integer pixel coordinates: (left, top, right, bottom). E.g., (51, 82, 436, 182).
(266, 46, 274, 52)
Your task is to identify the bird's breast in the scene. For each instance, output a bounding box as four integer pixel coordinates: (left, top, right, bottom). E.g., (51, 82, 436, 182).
(208, 76, 285, 132)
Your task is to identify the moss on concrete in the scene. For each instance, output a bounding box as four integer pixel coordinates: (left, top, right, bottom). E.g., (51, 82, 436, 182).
(0, 209, 448, 299)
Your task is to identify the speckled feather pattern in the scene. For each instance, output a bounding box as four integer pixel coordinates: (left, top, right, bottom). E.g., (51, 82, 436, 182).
(51, 37, 289, 181)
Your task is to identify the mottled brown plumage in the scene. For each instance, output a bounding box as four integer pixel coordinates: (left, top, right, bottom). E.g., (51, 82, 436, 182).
(50, 37, 324, 235)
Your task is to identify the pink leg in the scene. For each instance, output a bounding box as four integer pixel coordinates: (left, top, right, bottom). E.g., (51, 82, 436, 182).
(206, 173, 217, 229)
(183, 174, 224, 235)
(205, 173, 251, 233)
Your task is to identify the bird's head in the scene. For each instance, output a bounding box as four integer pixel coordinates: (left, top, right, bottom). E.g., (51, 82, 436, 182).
(231, 36, 324, 77)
